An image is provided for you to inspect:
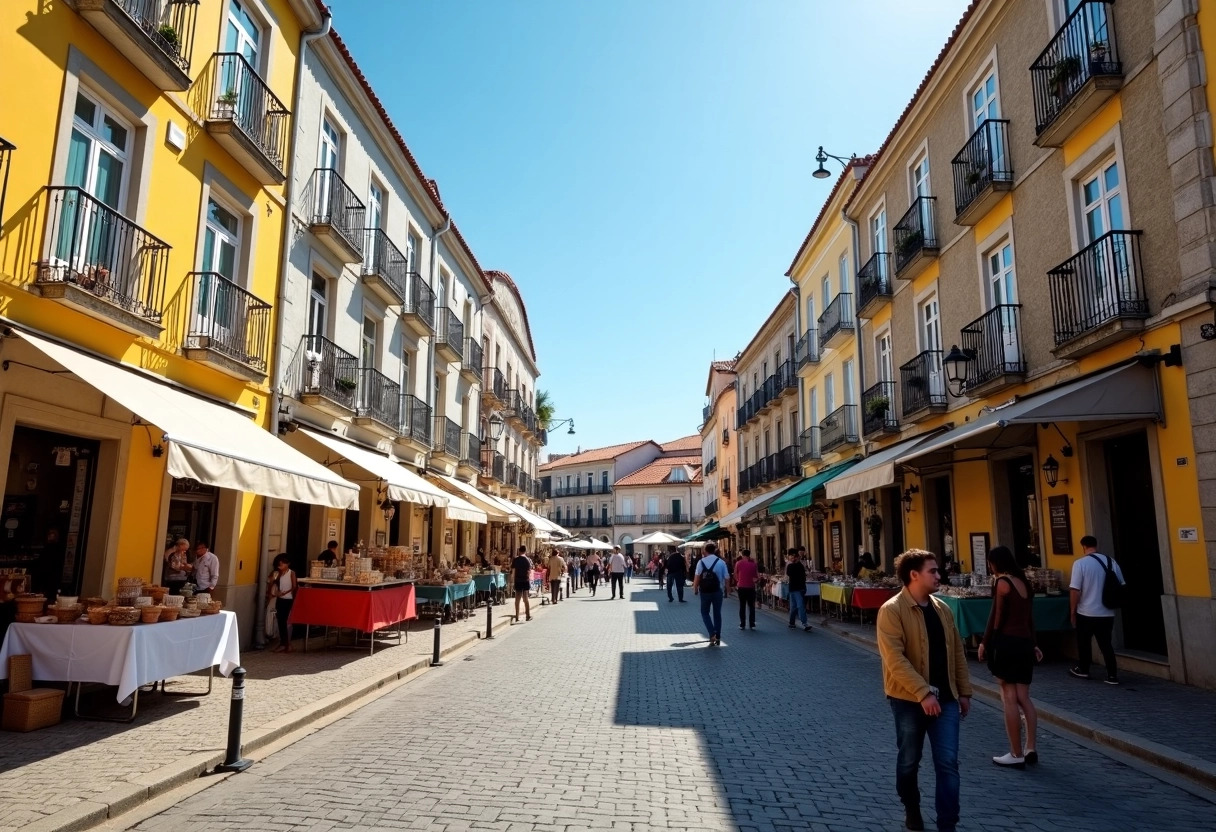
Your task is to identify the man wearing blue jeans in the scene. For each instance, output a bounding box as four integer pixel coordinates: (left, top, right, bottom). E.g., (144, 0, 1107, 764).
(877, 550, 972, 832)
(785, 548, 812, 631)
(693, 542, 729, 647)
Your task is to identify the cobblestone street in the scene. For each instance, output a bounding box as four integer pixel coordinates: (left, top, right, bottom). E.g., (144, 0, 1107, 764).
(124, 580, 1216, 832)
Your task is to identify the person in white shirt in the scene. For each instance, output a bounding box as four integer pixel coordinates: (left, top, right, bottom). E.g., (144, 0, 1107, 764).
(192, 542, 221, 594)
(608, 547, 628, 600)
(1068, 535, 1125, 684)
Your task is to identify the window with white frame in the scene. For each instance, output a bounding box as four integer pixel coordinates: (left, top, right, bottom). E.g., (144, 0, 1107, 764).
(876, 329, 894, 383)
(918, 293, 941, 353)
(1080, 158, 1124, 243)
(201, 197, 240, 282)
(985, 240, 1018, 308)
(824, 372, 836, 413)
(308, 273, 328, 337)
(839, 253, 851, 294)
(361, 315, 377, 369)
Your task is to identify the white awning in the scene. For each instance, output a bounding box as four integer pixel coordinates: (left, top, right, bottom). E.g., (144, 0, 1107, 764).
(436, 491, 488, 524)
(825, 434, 945, 500)
(718, 483, 798, 528)
(431, 475, 510, 521)
(478, 493, 521, 523)
(15, 330, 359, 508)
(299, 428, 450, 508)
(481, 493, 564, 535)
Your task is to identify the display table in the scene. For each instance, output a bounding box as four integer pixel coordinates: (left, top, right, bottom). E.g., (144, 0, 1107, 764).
(934, 593, 1073, 640)
(414, 580, 477, 621)
(0, 611, 239, 720)
(290, 580, 416, 654)
(851, 587, 898, 610)
(820, 583, 853, 617)
(472, 573, 506, 592)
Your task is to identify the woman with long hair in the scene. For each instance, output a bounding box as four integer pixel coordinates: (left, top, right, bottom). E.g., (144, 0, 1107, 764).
(267, 553, 298, 653)
(978, 545, 1043, 768)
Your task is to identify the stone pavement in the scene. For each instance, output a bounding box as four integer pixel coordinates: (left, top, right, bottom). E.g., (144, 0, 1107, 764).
(0, 604, 526, 832)
(122, 578, 1216, 832)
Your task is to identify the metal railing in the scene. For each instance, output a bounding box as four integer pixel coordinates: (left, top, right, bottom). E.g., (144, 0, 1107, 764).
(777, 359, 797, 393)
(900, 350, 947, 416)
(432, 416, 461, 457)
(308, 168, 365, 256)
(356, 367, 400, 427)
(1031, 1, 1120, 136)
(37, 186, 169, 322)
(403, 272, 435, 329)
(857, 253, 892, 312)
(208, 52, 289, 170)
(960, 304, 1026, 387)
(818, 293, 854, 349)
(951, 119, 1012, 217)
(1048, 230, 1147, 345)
(799, 426, 821, 461)
(185, 271, 270, 371)
(705, 498, 718, 517)
(702, 403, 711, 426)
(614, 515, 636, 525)
(862, 380, 898, 436)
(820, 404, 859, 453)
(705, 457, 718, 474)
(361, 228, 408, 301)
(400, 394, 431, 447)
(641, 514, 689, 525)
(770, 446, 800, 481)
(437, 308, 463, 355)
(0, 137, 13, 237)
(486, 368, 508, 402)
(115, 0, 198, 73)
(894, 196, 938, 274)
(463, 338, 483, 382)
(505, 462, 521, 489)
(299, 334, 358, 410)
(795, 328, 820, 367)
(491, 452, 506, 482)
(460, 432, 482, 468)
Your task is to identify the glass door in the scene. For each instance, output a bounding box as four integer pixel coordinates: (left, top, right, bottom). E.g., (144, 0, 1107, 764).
(223, 1, 260, 123)
(971, 73, 1004, 176)
(919, 296, 945, 400)
(60, 91, 131, 280)
(315, 120, 340, 219)
(986, 242, 1020, 367)
(1081, 160, 1128, 321)
(197, 198, 242, 350)
(365, 182, 383, 272)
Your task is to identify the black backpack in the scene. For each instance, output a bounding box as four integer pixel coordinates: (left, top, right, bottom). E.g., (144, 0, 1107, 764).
(698, 556, 721, 593)
(1089, 554, 1123, 609)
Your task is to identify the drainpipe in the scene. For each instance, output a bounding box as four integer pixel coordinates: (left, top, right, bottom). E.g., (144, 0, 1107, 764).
(789, 281, 802, 468)
(425, 214, 453, 418)
(255, 9, 332, 650)
(842, 207, 864, 444)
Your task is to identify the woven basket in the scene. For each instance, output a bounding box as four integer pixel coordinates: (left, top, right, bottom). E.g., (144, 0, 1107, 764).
(200, 601, 222, 615)
(52, 605, 82, 624)
(15, 595, 45, 616)
(87, 607, 110, 625)
(14, 612, 39, 624)
(140, 605, 163, 624)
(107, 607, 139, 626)
(162, 594, 185, 608)
(82, 596, 107, 609)
(145, 586, 168, 603)
(159, 606, 180, 622)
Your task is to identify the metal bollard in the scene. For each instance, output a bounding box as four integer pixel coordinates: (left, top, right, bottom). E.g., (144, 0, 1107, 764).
(485, 598, 494, 640)
(214, 667, 252, 773)
(430, 616, 443, 666)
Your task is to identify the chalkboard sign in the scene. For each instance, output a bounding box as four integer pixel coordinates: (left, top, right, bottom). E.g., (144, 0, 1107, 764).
(830, 521, 843, 568)
(1048, 495, 1073, 555)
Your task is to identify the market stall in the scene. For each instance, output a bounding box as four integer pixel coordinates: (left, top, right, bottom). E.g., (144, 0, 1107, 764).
(472, 571, 506, 604)
(820, 583, 852, 618)
(934, 593, 1072, 640)
(290, 579, 416, 654)
(414, 580, 477, 621)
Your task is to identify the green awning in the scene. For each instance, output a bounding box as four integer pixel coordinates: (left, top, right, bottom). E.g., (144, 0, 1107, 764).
(768, 459, 861, 516)
(685, 521, 721, 541)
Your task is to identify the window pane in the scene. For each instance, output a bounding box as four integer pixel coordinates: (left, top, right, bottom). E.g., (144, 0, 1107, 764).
(1104, 162, 1119, 193)
(102, 115, 127, 151)
(74, 93, 96, 126)
(65, 129, 90, 189)
(1083, 179, 1100, 206)
(208, 199, 239, 235)
(94, 151, 124, 208)
(1108, 194, 1124, 231)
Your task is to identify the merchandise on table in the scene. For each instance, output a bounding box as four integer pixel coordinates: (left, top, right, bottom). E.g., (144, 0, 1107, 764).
(308, 545, 422, 585)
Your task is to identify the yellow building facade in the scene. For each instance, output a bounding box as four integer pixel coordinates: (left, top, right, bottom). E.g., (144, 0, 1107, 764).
(0, 0, 346, 641)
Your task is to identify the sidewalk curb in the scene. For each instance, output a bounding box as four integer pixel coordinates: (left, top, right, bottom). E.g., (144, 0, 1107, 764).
(22, 603, 545, 832)
(811, 614, 1216, 793)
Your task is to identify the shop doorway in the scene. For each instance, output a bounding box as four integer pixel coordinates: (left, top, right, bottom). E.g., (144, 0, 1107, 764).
(1103, 432, 1166, 655)
(343, 509, 359, 553)
(285, 501, 312, 577)
(924, 475, 954, 567)
(847, 499, 862, 574)
(998, 456, 1041, 568)
(2, 426, 100, 596)
(167, 478, 218, 558)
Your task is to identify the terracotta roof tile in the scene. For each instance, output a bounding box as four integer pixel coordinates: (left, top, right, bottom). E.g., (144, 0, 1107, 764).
(615, 457, 703, 487)
(539, 440, 659, 470)
(660, 435, 703, 453)
(710, 359, 737, 372)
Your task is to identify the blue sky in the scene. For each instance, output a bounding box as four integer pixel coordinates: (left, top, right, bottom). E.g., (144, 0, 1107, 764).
(332, 0, 973, 457)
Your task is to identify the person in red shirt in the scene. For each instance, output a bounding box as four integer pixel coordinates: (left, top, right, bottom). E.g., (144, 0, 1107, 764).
(734, 548, 760, 630)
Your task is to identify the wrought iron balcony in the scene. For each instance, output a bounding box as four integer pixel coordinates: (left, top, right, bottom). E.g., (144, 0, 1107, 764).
(820, 404, 859, 453)
(205, 53, 289, 183)
(77, 0, 197, 89)
(35, 185, 169, 337)
(401, 273, 434, 335)
(484, 368, 508, 405)
(862, 380, 898, 436)
(705, 457, 718, 475)
(435, 308, 463, 363)
(641, 514, 686, 525)
(1048, 230, 1147, 357)
(893, 196, 939, 278)
(818, 293, 855, 351)
(705, 498, 718, 517)
(1031, 1, 1122, 147)
(399, 394, 431, 447)
(352, 367, 400, 432)
(702, 402, 711, 426)
(769, 445, 800, 481)
(361, 228, 408, 305)
(777, 359, 797, 394)
(183, 271, 270, 378)
(432, 416, 461, 458)
(951, 119, 1013, 224)
(857, 253, 893, 317)
(900, 350, 947, 419)
(614, 515, 637, 525)
(308, 168, 365, 263)
(505, 462, 522, 490)
(461, 338, 483, 384)
(960, 304, 1026, 394)
(0, 137, 12, 236)
(460, 432, 482, 470)
(491, 452, 506, 482)
(298, 335, 358, 416)
(795, 329, 820, 368)
(799, 426, 821, 462)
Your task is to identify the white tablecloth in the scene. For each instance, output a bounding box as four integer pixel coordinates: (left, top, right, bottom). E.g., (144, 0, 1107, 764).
(0, 610, 239, 702)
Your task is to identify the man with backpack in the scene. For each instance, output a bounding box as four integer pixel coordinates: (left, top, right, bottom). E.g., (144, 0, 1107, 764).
(693, 542, 730, 646)
(1068, 535, 1125, 685)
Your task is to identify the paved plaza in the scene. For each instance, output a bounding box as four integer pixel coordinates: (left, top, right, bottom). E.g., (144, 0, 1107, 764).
(120, 579, 1216, 832)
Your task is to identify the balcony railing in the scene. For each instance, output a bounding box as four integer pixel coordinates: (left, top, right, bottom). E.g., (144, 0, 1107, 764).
(951, 119, 1012, 220)
(207, 52, 289, 176)
(0, 137, 13, 235)
(960, 304, 1026, 389)
(795, 329, 820, 367)
(460, 432, 482, 468)
(770, 446, 800, 481)
(354, 367, 400, 428)
(705, 457, 718, 474)
(400, 394, 431, 447)
(491, 452, 506, 482)
(361, 228, 408, 302)
(820, 404, 859, 453)
(300, 334, 358, 410)
(702, 403, 711, 426)
(614, 515, 636, 525)
(893, 196, 939, 276)
(777, 359, 797, 393)
(110, 0, 198, 73)
(185, 271, 270, 371)
(641, 514, 690, 525)
(432, 416, 461, 458)
(309, 168, 365, 259)
(857, 253, 893, 315)
(505, 462, 521, 490)
(862, 380, 898, 436)
(705, 498, 718, 517)
(818, 293, 854, 350)
(1031, 2, 1121, 138)
(36, 185, 169, 324)
(900, 350, 947, 417)
(1048, 230, 1147, 347)
(437, 308, 463, 357)
(402, 273, 434, 331)
(486, 368, 508, 403)
(462, 338, 483, 382)
(799, 426, 821, 462)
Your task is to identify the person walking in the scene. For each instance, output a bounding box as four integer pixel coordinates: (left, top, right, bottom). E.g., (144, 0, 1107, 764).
(608, 546, 627, 599)
(734, 548, 759, 629)
(977, 545, 1042, 769)
(512, 545, 533, 622)
(1068, 535, 1125, 684)
(547, 550, 567, 605)
(624, 553, 633, 583)
(585, 551, 601, 596)
(693, 542, 729, 646)
(877, 549, 972, 832)
(665, 547, 687, 603)
(785, 548, 812, 632)
(266, 554, 297, 652)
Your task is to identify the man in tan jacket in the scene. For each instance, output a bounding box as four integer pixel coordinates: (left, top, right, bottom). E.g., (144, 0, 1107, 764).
(877, 550, 972, 832)
(546, 550, 567, 605)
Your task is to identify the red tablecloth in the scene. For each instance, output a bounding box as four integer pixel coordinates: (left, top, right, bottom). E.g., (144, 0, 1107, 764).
(289, 583, 416, 632)
(850, 587, 898, 609)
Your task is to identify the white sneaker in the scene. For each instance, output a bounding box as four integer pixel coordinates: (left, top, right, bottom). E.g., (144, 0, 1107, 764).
(992, 753, 1026, 768)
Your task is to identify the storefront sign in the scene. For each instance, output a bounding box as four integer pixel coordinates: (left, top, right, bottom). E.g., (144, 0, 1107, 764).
(1048, 496, 1072, 555)
(969, 532, 989, 576)
(830, 521, 842, 568)
(326, 518, 339, 543)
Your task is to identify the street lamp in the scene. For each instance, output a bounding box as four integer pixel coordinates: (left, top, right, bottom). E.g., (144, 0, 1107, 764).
(812, 146, 857, 180)
(547, 417, 576, 435)
(942, 344, 973, 398)
(379, 493, 396, 522)
(485, 412, 506, 442)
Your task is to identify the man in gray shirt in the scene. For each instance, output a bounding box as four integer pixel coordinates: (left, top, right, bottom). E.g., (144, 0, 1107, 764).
(192, 541, 220, 594)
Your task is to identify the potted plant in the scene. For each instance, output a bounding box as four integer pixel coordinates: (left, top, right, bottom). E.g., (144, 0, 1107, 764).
(335, 377, 358, 394)
(1049, 55, 1083, 99)
(965, 164, 986, 186)
(216, 89, 238, 118)
(157, 24, 179, 51)
(865, 395, 890, 417)
(897, 230, 923, 257)
(1089, 39, 1108, 64)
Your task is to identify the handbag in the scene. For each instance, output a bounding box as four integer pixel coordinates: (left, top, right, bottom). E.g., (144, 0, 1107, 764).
(265, 599, 278, 638)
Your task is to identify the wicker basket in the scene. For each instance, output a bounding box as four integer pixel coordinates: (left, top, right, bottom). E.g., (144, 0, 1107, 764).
(86, 607, 110, 625)
(107, 607, 139, 626)
(200, 601, 222, 615)
(3, 655, 64, 732)
(145, 586, 168, 603)
(52, 605, 82, 624)
(14, 612, 38, 624)
(159, 607, 180, 622)
(15, 595, 45, 616)
(82, 596, 107, 609)
(162, 594, 185, 608)
(177, 608, 201, 618)
(139, 605, 163, 624)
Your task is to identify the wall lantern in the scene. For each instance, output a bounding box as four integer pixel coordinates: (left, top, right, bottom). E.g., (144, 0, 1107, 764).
(380, 493, 396, 523)
(942, 345, 973, 398)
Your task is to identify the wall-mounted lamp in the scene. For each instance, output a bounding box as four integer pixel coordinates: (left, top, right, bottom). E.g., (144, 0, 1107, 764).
(484, 412, 506, 443)
(942, 345, 974, 398)
(548, 417, 576, 435)
(1041, 454, 1070, 488)
(378, 486, 396, 522)
(811, 146, 857, 180)
(901, 484, 920, 515)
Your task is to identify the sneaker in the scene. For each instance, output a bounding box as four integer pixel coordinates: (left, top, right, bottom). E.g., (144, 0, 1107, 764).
(992, 752, 1026, 769)
(804, 625, 813, 632)
(1023, 750, 1038, 765)
(739, 624, 745, 630)
(679, 599, 687, 603)
(1068, 666, 1090, 679)
(788, 623, 796, 629)
(1105, 676, 1120, 685)
(750, 624, 756, 629)
(905, 807, 924, 831)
